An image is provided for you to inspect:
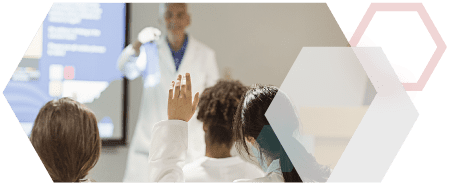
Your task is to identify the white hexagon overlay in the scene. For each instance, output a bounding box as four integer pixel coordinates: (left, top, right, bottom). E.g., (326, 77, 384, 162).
(266, 47, 418, 182)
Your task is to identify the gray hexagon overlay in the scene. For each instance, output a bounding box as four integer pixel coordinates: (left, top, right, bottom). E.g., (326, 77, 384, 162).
(266, 47, 370, 182)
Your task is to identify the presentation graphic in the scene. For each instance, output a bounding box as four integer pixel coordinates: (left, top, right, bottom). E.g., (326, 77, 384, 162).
(3, 3, 126, 138)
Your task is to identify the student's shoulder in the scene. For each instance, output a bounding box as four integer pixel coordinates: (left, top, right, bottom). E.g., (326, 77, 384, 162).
(241, 160, 261, 169)
(182, 162, 200, 172)
(182, 157, 207, 173)
(241, 161, 265, 178)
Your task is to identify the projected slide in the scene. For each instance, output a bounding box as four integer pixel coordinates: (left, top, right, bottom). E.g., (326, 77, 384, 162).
(3, 3, 126, 140)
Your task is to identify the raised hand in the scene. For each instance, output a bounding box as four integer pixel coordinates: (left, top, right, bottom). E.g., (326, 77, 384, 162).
(168, 73, 200, 122)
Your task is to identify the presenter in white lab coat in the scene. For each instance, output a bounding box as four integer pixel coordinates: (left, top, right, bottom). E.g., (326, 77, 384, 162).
(117, 3, 219, 182)
(147, 74, 331, 182)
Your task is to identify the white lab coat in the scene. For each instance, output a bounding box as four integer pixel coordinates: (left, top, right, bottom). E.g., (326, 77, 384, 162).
(117, 34, 219, 182)
(148, 120, 285, 182)
(182, 156, 265, 182)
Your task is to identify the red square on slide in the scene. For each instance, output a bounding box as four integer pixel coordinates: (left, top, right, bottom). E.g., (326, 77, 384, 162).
(64, 66, 75, 80)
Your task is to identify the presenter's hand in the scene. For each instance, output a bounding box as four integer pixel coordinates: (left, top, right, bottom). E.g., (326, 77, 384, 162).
(168, 73, 200, 122)
(138, 27, 161, 44)
(133, 27, 161, 55)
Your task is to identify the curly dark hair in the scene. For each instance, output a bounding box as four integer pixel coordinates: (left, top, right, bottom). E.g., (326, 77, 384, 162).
(197, 79, 248, 147)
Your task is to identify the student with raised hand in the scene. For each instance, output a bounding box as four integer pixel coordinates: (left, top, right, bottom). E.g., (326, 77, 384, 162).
(147, 74, 330, 182)
(147, 73, 199, 182)
(182, 80, 264, 182)
(118, 4, 219, 181)
(30, 97, 101, 182)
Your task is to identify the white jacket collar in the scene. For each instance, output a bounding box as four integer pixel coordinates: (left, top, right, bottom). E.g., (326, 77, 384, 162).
(156, 34, 196, 75)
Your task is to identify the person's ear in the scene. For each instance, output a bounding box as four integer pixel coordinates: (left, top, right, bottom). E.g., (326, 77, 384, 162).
(203, 123, 208, 132)
(186, 13, 191, 27)
(246, 136, 256, 145)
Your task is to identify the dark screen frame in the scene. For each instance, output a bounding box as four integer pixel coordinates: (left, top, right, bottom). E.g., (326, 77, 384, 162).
(102, 3, 130, 146)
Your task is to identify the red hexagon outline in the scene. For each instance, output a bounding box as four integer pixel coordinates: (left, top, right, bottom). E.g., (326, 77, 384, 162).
(349, 2, 447, 91)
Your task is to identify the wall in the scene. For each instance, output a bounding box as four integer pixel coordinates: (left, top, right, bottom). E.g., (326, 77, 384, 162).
(187, 3, 349, 86)
(88, 77, 143, 182)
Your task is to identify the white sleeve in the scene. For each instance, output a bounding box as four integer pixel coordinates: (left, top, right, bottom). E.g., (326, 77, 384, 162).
(117, 44, 147, 80)
(205, 51, 220, 87)
(148, 120, 188, 182)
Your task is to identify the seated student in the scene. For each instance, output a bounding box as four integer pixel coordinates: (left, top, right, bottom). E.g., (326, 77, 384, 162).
(30, 97, 101, 182)
(182, 80, 264, 182)
(232, 84, 331, 182)
(147, 73, 330, 182)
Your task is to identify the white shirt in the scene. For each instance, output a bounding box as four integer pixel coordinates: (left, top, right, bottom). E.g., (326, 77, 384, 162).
(183, 156, 265, 182)
(233, 159, 284, 182)
(147, 120, 284, 182)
